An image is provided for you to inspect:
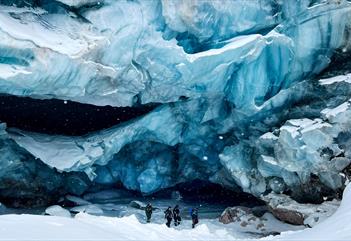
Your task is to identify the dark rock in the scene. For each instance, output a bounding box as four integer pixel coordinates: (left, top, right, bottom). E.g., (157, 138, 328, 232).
(219, 206, 252, 224)
(268, 207, 304, 225)
(240, 221, 248, 227)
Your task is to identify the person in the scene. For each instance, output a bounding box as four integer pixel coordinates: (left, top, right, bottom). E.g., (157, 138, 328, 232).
(173, 205, 181, 226)
(164, 206, 173, 228)
(145, 203, 153, 223)
(190, 207, 199, 228)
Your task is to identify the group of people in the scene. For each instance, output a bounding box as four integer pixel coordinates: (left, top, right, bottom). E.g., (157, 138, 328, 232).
(164, 205, 181, 227)
(145, 203, 199, 229)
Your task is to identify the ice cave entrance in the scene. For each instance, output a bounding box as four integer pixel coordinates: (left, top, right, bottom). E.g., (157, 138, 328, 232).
(73, 180, 264, 221)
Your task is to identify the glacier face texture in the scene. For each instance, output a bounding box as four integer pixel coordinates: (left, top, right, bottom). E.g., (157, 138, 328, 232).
(0, 0, 351, 204)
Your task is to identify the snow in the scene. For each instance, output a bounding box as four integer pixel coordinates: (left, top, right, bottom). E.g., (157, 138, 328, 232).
(70, 205, 104, 215)
(321, 100, 351, 120)
(0, 64, 31, 78)
(262, 192, 340, 227)
(0, 212, 299, 241)
(260, 132, 278, 141)
(1, 184, 351, 240)
(319, 73, 351, 85)
(186, 34, 261, 63)
(57, 0, 101, 8)
(274, 184, 351, 240)
(0, 11, 100, 57)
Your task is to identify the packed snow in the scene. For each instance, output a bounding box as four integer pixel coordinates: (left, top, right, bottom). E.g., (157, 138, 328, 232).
(0, 184, 351, 240)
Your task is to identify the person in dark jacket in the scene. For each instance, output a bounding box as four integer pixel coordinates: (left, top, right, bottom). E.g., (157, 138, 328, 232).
(173, 205, 181, 226)
(164, 206, 173, 227)
(145, 203, 153, 223)
(190, 208, 199, 228)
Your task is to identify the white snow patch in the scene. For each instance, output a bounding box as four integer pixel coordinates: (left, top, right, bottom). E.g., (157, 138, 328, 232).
(319, 73, 351, 85)
(321, 100, 351, 120)
(0, 10, 102, 57)
(0, 64, 31, 78)
(260, 132, 278, 140)
(56, 0, 101, 7)
(187, 34, 261, 62)
(70, 205, 104, 215)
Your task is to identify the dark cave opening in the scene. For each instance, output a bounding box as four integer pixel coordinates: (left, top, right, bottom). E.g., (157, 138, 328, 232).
(144, 180, 265, 208)
(0, 95, 158, 136)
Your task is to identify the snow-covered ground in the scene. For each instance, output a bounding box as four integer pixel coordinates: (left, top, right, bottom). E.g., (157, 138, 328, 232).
(273, 183, 351, 240)
(0, 212, 301, 241)
(0, 184, 351, 240)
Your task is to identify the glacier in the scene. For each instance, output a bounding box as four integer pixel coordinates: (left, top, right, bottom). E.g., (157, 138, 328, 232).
(0, 0, 351, 205)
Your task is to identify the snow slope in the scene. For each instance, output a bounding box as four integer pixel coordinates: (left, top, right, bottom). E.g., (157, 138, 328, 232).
(274, 183, 351, 240)
(0, 185, 350, 241)
(0, 213, 245, 240)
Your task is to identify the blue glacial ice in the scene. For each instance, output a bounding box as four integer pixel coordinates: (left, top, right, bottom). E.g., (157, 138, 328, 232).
(0, 0, 351, 202)
(0, 0, 350, 109)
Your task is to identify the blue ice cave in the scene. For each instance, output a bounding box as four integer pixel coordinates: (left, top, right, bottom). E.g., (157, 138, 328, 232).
(0, 0, 351, 205)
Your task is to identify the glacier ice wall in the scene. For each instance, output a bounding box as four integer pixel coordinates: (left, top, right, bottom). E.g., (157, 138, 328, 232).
(0, 123, 92, 205)
(0, 0, 350, 109)
(0, 0, 351, 204)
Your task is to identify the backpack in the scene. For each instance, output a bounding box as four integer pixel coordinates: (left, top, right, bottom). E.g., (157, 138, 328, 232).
(165, 209, 172, 219)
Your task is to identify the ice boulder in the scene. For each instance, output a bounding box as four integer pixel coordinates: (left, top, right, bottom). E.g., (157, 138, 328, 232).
(45, 205, 71, 218)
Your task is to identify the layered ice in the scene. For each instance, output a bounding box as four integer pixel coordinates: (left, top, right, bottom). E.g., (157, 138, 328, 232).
(0, 0, 350, 109)
(5, 72, 351, 200)
(0, 0, 351, 202)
